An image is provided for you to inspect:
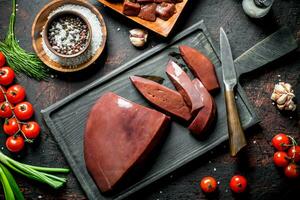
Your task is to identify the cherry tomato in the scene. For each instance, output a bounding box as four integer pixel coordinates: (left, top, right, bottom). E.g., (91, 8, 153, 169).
(288, 146, 300, 163)
(272, 133, 290, 151)
(273, 151, 290, 167)
(3, 118, 19, 136)
(0, 86, 6, 102)
(6, 84, 26, 104)
(200, 176, 218, 193)
(21, 121, 40, 139)
(229, 175, 247, 193)
(6, 135, 24, 152)
(0, 67, 15, 86)
(284, 163, 299, 179)
(0, 102, 12, 118)
(0, 52, 5, 67)
(14, 102, 34, 120)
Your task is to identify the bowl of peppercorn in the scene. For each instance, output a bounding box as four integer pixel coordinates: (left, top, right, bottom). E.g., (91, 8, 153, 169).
(43, 10, 92, 58)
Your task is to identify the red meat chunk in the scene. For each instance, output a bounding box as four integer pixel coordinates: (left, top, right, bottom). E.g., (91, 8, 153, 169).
(123, 1, 141, 16)
(84, 92, 170, 192)
(138, 3, 157, 22)
(188, 79, 216, 135)
(130, 75, 192, 121)
(156, 2, 176, 20)
(179, 45, 220, 92)
(166, 60, 203, 115)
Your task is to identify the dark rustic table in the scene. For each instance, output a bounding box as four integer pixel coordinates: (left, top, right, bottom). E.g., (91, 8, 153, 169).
(0, 0, 300, 199)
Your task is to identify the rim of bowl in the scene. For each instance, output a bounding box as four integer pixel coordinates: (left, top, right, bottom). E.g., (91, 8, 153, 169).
(43, 10, 92, 58)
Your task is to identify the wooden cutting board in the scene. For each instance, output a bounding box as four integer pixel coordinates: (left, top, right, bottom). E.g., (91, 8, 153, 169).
(41, 21, 297, 200)
(97, 0, 188, 37)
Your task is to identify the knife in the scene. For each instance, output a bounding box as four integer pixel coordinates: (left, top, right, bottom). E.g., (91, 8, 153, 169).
(220, 28, 247, 157)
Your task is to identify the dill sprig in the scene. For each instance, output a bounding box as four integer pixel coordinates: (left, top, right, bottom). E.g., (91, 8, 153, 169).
(0, 0, 48, 80)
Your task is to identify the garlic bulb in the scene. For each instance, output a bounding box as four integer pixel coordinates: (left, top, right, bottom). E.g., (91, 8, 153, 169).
(129, 29, 148, 47)
(271, 82, 296, 111)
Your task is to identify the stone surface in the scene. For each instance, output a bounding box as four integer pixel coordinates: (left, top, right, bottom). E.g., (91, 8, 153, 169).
(0, 0, 300, 199)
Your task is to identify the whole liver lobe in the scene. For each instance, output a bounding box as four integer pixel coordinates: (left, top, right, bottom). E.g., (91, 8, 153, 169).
(84, 92, 170, 192)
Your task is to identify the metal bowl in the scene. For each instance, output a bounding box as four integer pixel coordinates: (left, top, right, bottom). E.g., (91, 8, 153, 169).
(43, 10, 92, 58)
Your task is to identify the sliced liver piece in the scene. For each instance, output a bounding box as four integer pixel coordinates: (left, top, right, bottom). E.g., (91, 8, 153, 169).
(179, 45, 220, 92)
(123, 1, 141, 16)
(138, 3, 157, 22)
(188, 79, 216, 135)
(166, 60, 203, 115)
(84, 92, 170, 192)
(130, 75, 192, 121)
(156, 3, 176, 21)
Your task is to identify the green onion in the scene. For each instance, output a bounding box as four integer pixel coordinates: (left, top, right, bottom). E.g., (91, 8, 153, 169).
(0, 0, 48, 80)
(0, 163, 24, 200)
(0, 151, 69, 189)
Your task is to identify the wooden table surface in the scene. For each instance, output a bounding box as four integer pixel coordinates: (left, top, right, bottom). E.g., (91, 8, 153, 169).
(0, 0, 300, 199)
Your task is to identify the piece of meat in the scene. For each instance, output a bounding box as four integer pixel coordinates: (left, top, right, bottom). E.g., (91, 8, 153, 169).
(138, 3, 157, 22)
(188, 79, 216, 135)
(156, 2, 176, 20)
(130, 75, 192, 121)
(179, 45, 220, 92)
(137, 0, 155, 2)
(84, 92, 170, 192)
(166, 60, 203, 115)
(123, 1, 141, 16)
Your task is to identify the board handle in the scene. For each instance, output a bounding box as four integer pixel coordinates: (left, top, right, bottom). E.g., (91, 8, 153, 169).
(225, 90, 247, 157)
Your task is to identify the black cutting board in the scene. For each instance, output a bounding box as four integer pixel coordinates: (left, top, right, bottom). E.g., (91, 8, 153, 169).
(41, 21, 297, 200)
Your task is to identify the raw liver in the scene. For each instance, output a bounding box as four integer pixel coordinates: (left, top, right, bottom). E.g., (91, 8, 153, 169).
(179, 45, 220, 92)
(138, 3, 157, 22)
(156, 2, 176, 20)
(166, 60, 203, 115)
(130, 75, 192, 121)
(84, 92, 170, 192)
(123, 1, 141, 16)
(188, 79, 216, 135)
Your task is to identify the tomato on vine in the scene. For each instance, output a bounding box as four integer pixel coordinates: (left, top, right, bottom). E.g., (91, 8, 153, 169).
(284, 163, 299, 179)
(200, 176, 218, 193)
(287, 146, 300, 163)
(6, 84, 26, 104)
(3, 118, 19, 136)
(0, 52, 5, 67)
(21, 121, 40, 139)
(273, 151, 290, 167)
(0, 66, 15, 86)
(6, 135, 25, 152)
(272, 133, 291, 151)
(229, 175, 247, 193)
(0, 102, 12, 118)
(14, 101, 34, 120)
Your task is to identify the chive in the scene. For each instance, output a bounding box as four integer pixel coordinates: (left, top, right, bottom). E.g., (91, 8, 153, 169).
(0, 165, 15, 200)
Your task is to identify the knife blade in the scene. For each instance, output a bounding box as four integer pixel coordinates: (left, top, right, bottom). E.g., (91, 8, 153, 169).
(220, 28, 237, 91)
(220, 27, 247, 157)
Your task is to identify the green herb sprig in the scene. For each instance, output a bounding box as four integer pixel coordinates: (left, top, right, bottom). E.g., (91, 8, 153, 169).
(0, 0, 48, 80)
(0, 151, 70, 200)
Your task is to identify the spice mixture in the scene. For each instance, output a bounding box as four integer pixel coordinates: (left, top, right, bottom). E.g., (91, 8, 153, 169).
(48, 14, 90, 56)
(42, 4, 103, 67)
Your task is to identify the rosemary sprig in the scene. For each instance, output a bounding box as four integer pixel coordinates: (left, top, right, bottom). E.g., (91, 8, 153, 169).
(0, 0, 48, 80)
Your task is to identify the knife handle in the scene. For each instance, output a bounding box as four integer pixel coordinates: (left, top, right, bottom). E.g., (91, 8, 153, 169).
(225, 90, 247, 157)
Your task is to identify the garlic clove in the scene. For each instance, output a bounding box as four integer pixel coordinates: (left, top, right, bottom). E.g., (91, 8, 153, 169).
(274, 84, 286, 93)
(283, 83, 292, 92)
(276, 94, 288, 105)
(271, 93, 279, 101)
(277, 104, 285, 110)
(129, 29, 148, 47)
